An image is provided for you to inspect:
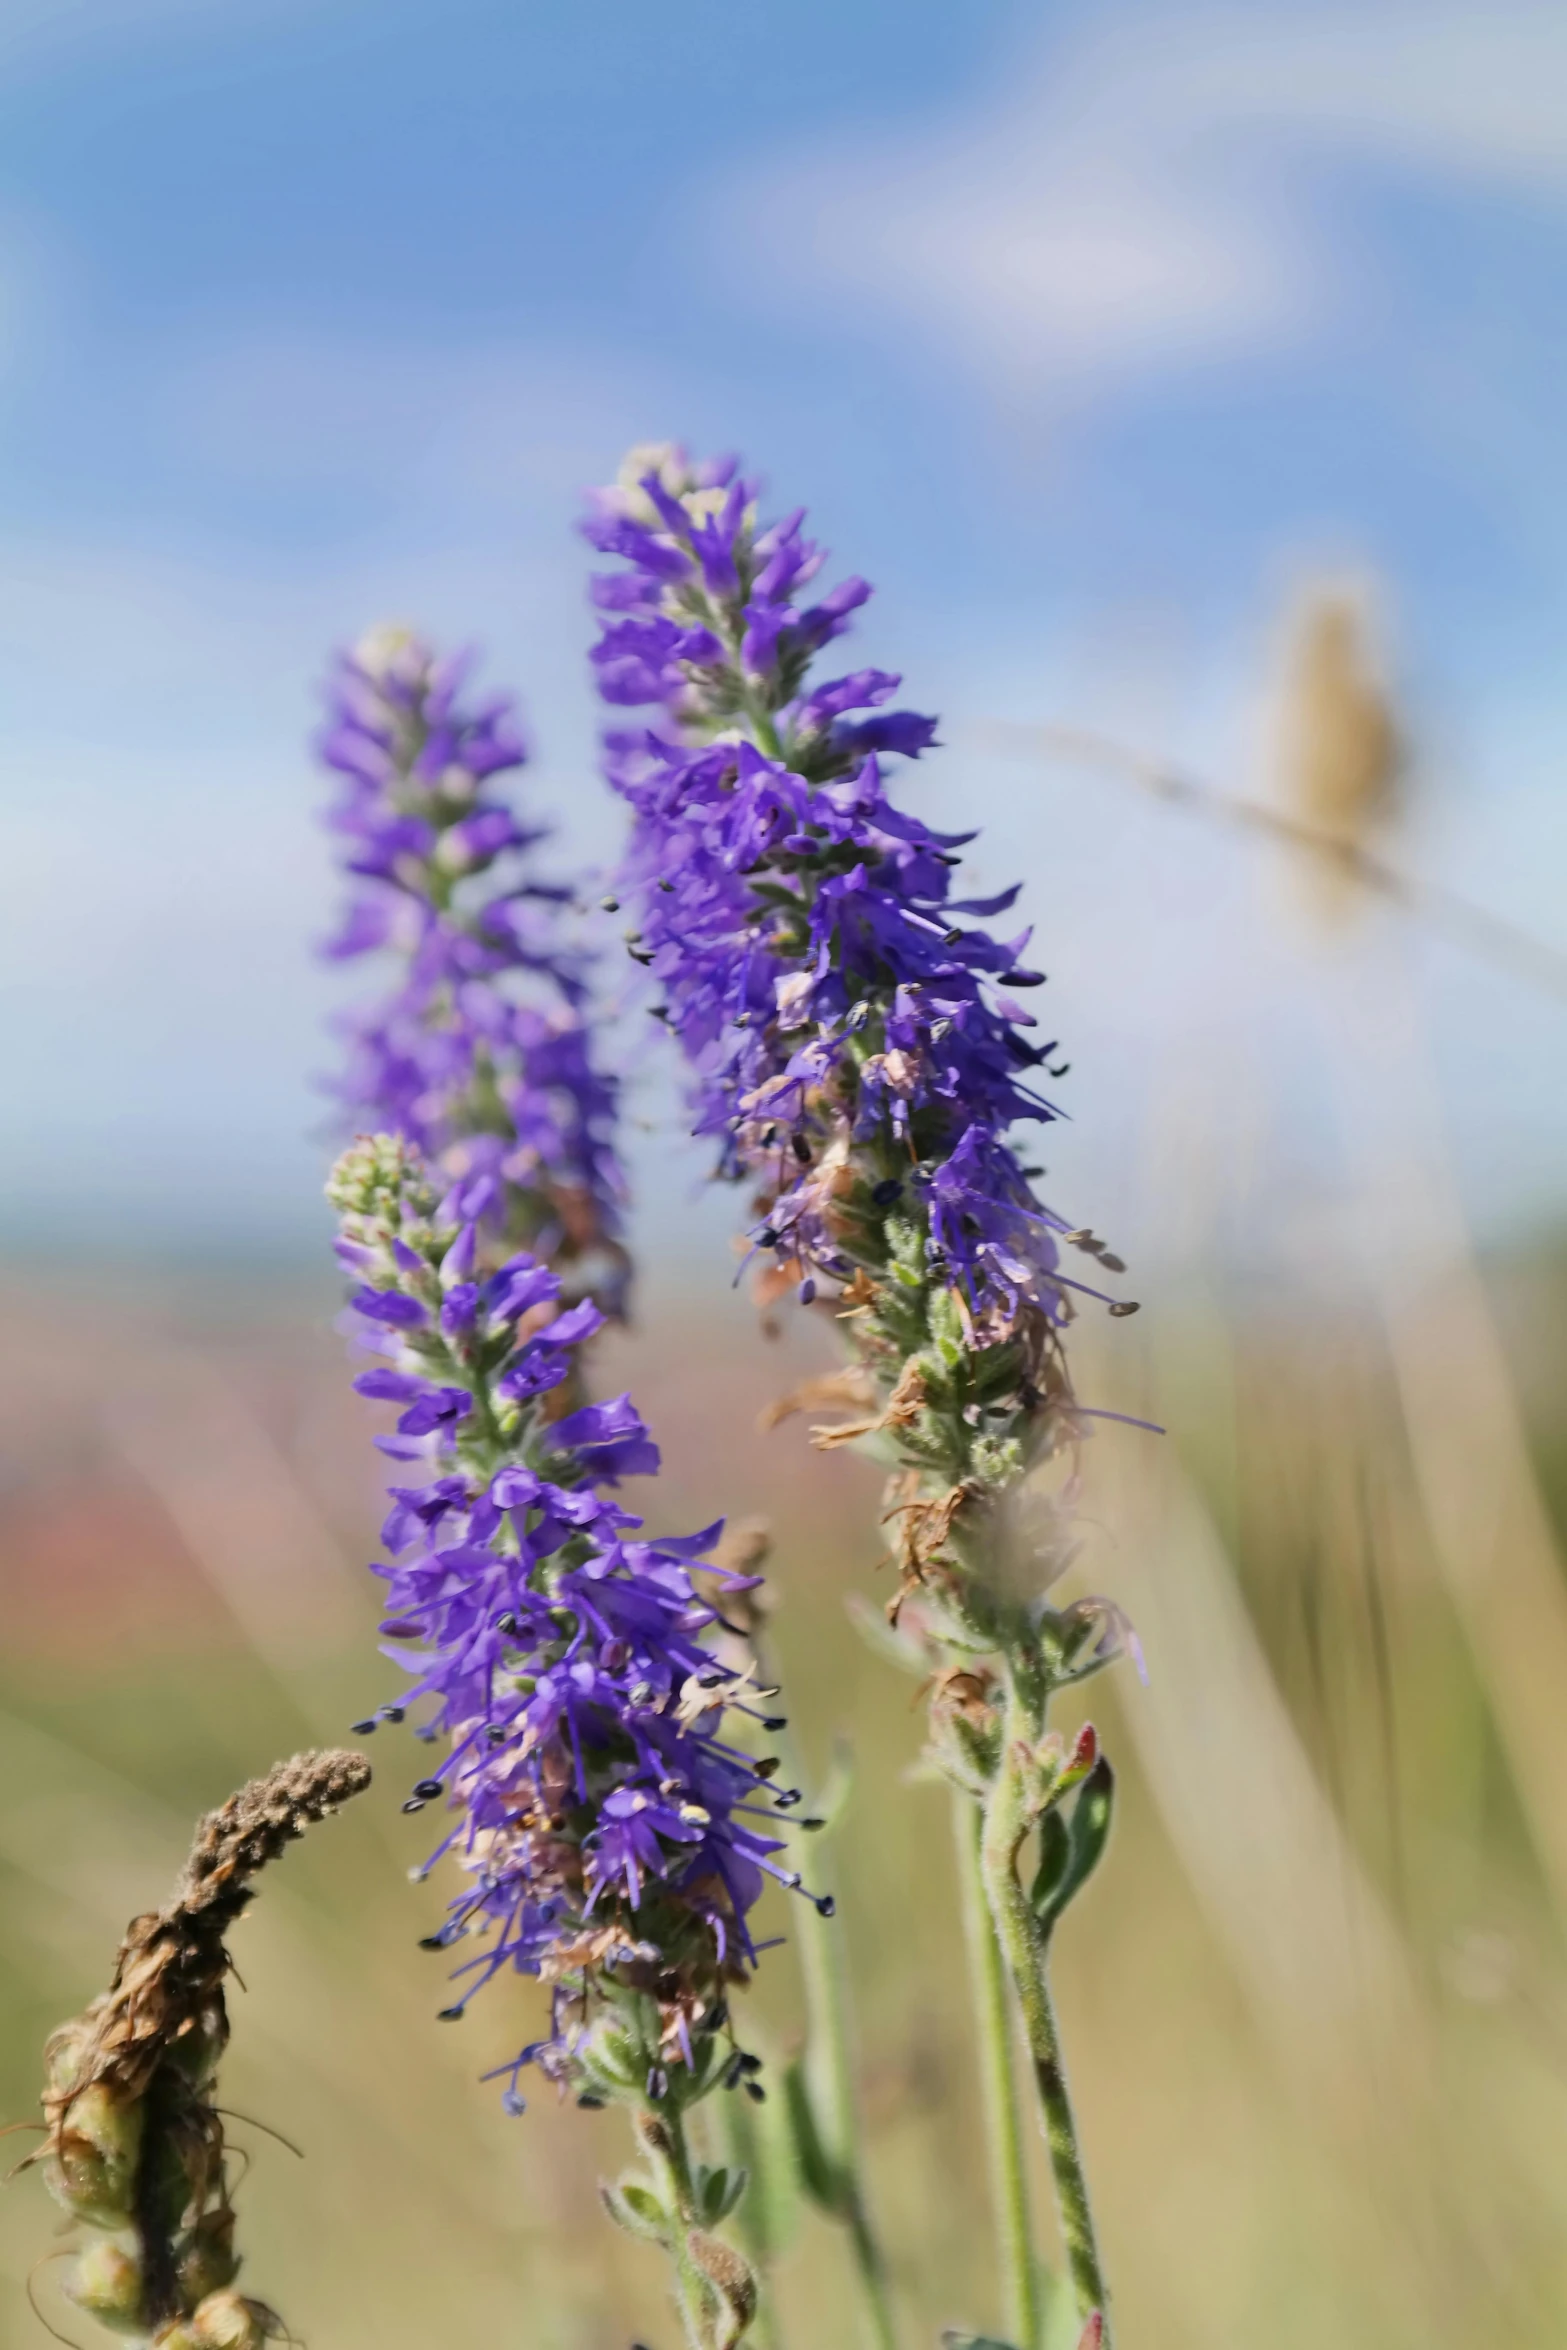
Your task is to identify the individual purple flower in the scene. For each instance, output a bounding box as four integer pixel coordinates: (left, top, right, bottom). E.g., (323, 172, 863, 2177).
(328, 1132, 816, 2105)
(319, 626, 626, 1306)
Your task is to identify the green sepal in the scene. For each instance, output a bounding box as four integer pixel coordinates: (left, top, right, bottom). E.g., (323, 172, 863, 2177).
(599, 2177, 671, 2247)
(931, 1707, 1002, 1798)
(697, 2162, 748, 2225)
(927, 1287, 966, 1366)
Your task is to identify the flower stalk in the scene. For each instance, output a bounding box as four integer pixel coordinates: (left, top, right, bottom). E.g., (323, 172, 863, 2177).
(584, 444, 1133, 2337)
(952, 1789, 1039, 2350)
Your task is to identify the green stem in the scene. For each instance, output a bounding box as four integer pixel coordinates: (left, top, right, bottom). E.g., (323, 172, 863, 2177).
(761, 1688, 897, 2350)
(980, 1685, 1111, 2341)
(952, 1789, 1041, 2350)
(640, 2105, 719, 2350)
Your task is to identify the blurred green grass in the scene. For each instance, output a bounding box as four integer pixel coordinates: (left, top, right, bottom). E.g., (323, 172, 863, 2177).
(3, 1235, 1567, 2348)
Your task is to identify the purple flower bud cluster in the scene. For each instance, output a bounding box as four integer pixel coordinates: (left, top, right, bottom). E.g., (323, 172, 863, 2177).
(320, 626, 625, 1300)
(582, 448, 1082, 1345)
(329, 1133, 803, 2101)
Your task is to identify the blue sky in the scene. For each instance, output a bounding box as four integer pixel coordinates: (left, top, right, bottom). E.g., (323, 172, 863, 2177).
(3, 0, 1565, 1265)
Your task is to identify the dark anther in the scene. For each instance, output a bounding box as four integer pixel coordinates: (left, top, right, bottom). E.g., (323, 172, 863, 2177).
(753, 1757, 781, 1779)
(577, 2094, 606, 2110)
(600, 896, 620, 912)
(350, 1718, 378, 1735)
(436, 2004, 465, 2022)
(800, 1816, 827, 1830)
(791, 1133, 812, 1163)
(646, 2065, 668, 2102)
(761, 1715, 788, 1732)
(723, 2056, 745, 2090)
(815, 1895, 837, 1919)
(738, 2052, 763, 2074)
(871, 1178, 903, 1207)
(758, 1226, 780, 1247)
(943, 926, 964, 946)
(381, 1706, 406, 1723)
(401, 1798, 427, 1815)
(773, 1789, 802, 1809)
(703, 1998, 730, 2032)
(487, 1725, 509, 1746)
(657, 878, 675, 892)
(496, 1612, 520, 1636)
(413, 1778, 445, 1801)
(649, 1006, 670, 1021)
(744, 2081, 767, 2105)
(417, 1933, 447, 1952)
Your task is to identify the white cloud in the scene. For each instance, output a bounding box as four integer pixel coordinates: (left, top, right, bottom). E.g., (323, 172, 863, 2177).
(714, 1, 1567, 394)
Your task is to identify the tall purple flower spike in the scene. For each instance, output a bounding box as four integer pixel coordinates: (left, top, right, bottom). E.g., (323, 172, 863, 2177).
(320, 626, 627, 1307)
(329, 1134, 816, 2106)
(580, 448, 1093, 1350)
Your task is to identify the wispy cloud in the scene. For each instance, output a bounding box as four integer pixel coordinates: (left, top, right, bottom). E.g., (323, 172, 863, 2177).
(714, 2, 1567, 395)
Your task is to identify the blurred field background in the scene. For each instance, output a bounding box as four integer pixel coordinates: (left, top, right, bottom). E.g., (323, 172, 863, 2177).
(7, 4, 1567, 2345)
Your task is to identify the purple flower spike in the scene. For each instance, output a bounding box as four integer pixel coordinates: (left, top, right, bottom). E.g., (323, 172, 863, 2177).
(584, 444, 1135, 1612)
(319, 625, 627, 1309)
(328, 1133, 802, 2097)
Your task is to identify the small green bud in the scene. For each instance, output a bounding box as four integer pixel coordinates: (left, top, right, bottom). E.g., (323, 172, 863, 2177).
(45, 2083, 145, 2227)
(64, 2237, 146, 2332)
(325, 1133, 434, 1222)
(43, 2015, 93, 2097)
(189, 2290, 273, 2350)
(970, 1431, 1025, 1487)
(177, 2205, 240, 2304)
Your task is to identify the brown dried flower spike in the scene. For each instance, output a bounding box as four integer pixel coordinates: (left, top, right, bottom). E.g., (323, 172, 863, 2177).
(31, 1749, 371, 2348)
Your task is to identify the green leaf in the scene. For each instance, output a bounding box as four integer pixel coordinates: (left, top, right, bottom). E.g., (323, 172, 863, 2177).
(783, 2056, 844, 2214)
(1036, 1758, 1116, 1933)
(1029, 1808, 1071, 1919)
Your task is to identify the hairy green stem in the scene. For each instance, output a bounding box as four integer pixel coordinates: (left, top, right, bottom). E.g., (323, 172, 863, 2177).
(980, 1683, 1110, 2339)
(953, 1789, 1041, 2350)
(640, 2105, 721, 2350)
